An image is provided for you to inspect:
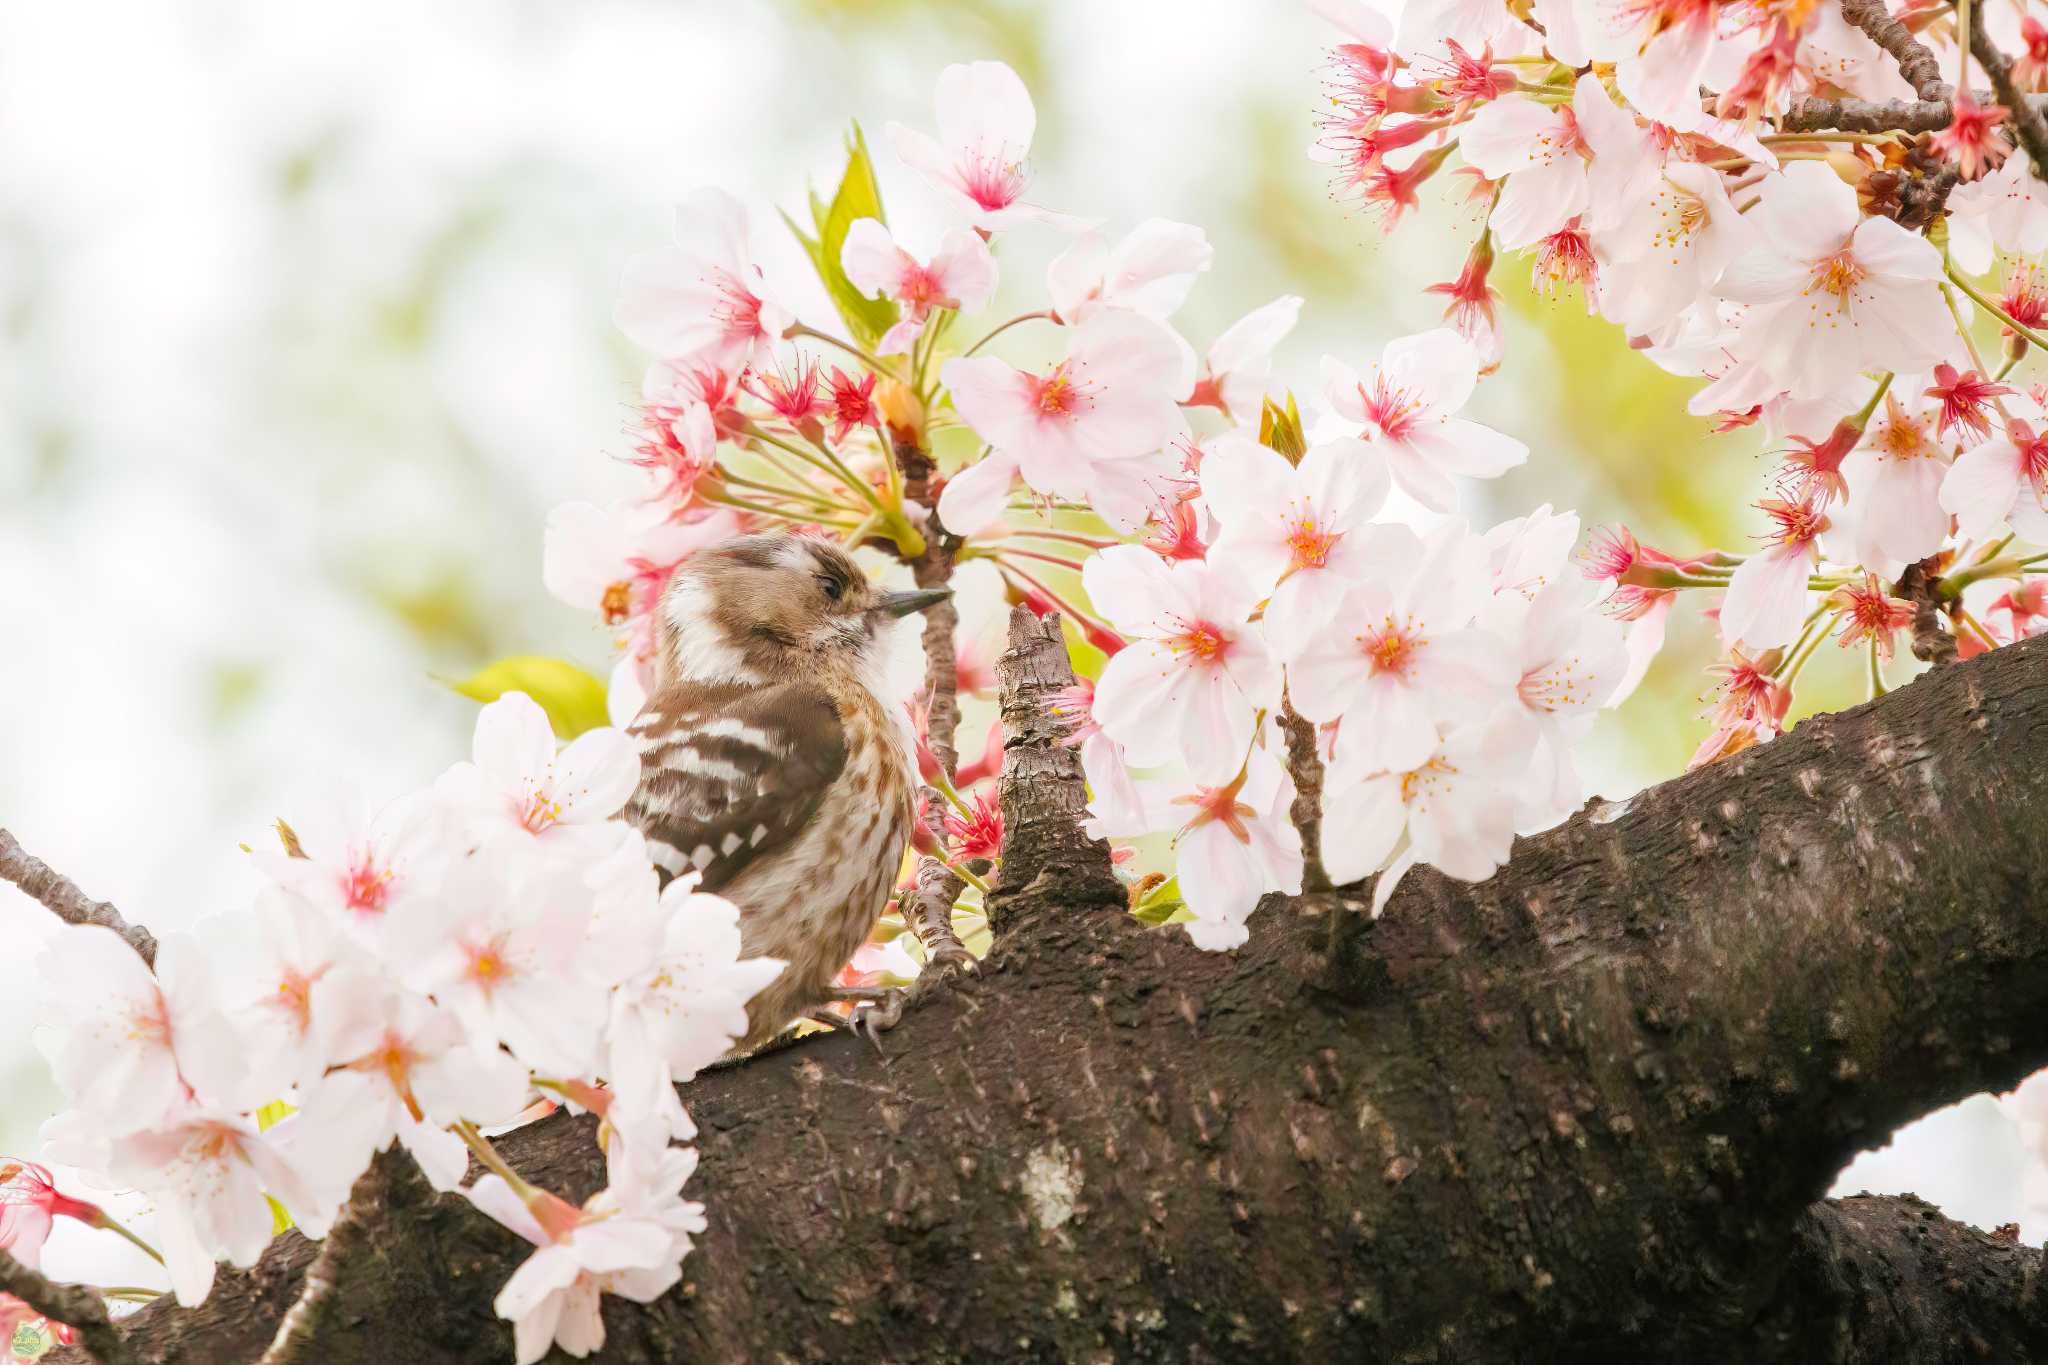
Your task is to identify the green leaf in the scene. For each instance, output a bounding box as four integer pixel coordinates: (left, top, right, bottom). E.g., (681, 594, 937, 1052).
(784, 122, 900, 353)
(446, 656, 611, 738)
(1131, 876, 1192, 926)
(255, 1099, 297, 1131)
(1258, 392, 1308, 465)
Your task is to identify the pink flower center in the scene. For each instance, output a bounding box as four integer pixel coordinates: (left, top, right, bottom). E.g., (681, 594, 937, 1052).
(705, 268, 765, 342)
(1033, 367, 1084, 418)
(1358, 619, 1421, 675)
(1287, 516, 1338, 569)
(959, 152, 1028, 212)
(1397, 755, 1455, 807)
(1358, 376, 1425, 441)
(1173, 783, 1258, 843)
(1169, 620, 1230, 663)
(517, 789, 563, 834)
(1808, 248, 1865, 301)
(464, 937, 515, 993)
(341, 852, 393, 915)
(898, 263, 947, 317)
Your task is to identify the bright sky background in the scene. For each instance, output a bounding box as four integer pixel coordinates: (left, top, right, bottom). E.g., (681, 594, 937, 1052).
(0, 0, 2029, 1294)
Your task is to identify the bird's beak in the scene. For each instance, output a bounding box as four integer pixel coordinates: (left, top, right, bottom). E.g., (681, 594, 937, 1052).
(872, 587, 952, 619)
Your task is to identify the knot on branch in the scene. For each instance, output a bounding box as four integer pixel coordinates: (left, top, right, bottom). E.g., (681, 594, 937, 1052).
(1895, 557, 1960, 666)
(985, 606, 1122, 938)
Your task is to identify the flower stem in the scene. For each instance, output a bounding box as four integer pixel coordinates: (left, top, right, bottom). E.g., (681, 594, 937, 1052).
(786, 322, 905, 383)
(455, 1121, 540, 1201)
(1949, 265, 2048, 356)
(962, 311, 1055, 358)
(93, 1212, 165, 1267)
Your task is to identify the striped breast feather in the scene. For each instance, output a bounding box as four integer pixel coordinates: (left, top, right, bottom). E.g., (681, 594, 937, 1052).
(622, 679, 849, 892)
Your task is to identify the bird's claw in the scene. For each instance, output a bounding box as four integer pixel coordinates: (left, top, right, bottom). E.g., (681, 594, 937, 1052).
(907, 941, 981, 1009)
(849, 992, 905, 1055)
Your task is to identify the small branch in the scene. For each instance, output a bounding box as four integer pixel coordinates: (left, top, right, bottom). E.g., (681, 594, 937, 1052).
(0, 828, 157, 966)
(1842, 0, 1951, 100)
(903, 796, 974, 972)
(1968, 0, 2048, 181)
(0, 1248, 136, 1365)
(253, 1148, 405, 1365)
(985, 607, 1123, 940)
(1276, 695, 1331, 893)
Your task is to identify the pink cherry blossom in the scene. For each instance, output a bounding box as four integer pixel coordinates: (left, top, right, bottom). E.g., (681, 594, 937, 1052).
(839, 218, 998, 356)
(257, 785, 447, 954)
(938, 311, 1188, 535)
(1286, 521, 1517, 773)
(1941, 412, 2048, 542)
(1047, 219, 1213, 326)
(35, 927, 244, 1136)
(102, 1111, 319, 1306)
(1720, 497, 1830, 650)
(0, 1158, 104, 1272)
(1713, 162, 1950, 397)
(1091, 748, 1304, 951)
(1188, 295, 1303, 418)
(1458, 77, 1607, 249)
(1082, 546, 1281, 785)
(1827, 574, 1916, 661)
(1320, 716, 1530, 913)
(606, 878, 785, 1126)
(1322, 328, 1527, 511)
(1837, 387, 1952, 573)
(472, 1143, 703, 1365)
(296, 989, 530, 1194)
(1487, 577, 1629, 828)
(1197, 432, 1392, 655)
(614, 188, 791, 373)
(1575, 0, 1725, 126)
(886, 61, 1077, 232)
(1595, 161, 1747, 334)
(436, 691, 641, 858)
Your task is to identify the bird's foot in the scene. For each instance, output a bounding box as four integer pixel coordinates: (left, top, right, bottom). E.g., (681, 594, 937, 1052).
(811, 987, 907, 1056)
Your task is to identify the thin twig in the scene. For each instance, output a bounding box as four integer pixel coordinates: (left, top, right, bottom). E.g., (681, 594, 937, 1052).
(0, 828, 157, 966)
(1277, 695, 1331, 893)
(0, 1248, 136, 1365)
(1844, 0, 1951, 99)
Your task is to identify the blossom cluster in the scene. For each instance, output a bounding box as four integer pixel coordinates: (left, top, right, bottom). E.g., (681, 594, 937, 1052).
(551, 54, 1635, 956)
(18, 694, 781, 1363)
(1312, 0, 2048, 765)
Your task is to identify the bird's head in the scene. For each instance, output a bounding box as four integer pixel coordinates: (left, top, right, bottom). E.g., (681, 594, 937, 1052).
(653, 533, 949, 689)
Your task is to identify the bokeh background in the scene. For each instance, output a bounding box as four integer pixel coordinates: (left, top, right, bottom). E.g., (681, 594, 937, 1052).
(0, 0, 2028, 1290)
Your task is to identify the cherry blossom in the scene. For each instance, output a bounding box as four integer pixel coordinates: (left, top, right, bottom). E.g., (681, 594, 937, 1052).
(1197, 432, 1392, 653)
(470, 1144, 703, 1365)
(938, 311, 1188, 535)
(0, 1158, 104, 1271)
(839, 218, 998, 356)
(102, 1112, 319, 1306)
(437, 691, 641, 858)
(1320, 716, 1531, 913)
(1082, 546, 1281, 785)
(1322, 329, 1527, 511)
(1836, 387, 1953, 573)
(35, 928, 244, 1136)
(1595, 161, 1746, 335)
(887, 61, 1073, 231)
(1190, 295, 1303, 418)
(1285, 521, 1516, 773)
(1712, 162, 1950, 397)
(1720, 497, 1830, 650)
(256, 786, 448, 954)
(605, 878, 785, 1126)
(1458, 77, 1604, 250)
(614, 189, 791, 373)
(1942, 411, 2048, 542)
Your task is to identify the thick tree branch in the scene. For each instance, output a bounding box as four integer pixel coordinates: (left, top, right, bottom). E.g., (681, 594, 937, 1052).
(47, 631, 2048, 1362)
(0, 1248, 136, 1365)
(0, 828, 157, 966)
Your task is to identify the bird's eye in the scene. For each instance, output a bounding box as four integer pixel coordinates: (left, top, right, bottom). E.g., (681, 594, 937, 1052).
(817, 575, 844, 602)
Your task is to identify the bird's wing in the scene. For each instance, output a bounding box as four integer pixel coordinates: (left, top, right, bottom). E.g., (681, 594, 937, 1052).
(622, 680, 850, 892)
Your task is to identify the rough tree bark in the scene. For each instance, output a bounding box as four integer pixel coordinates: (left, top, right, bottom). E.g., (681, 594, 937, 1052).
(41, 623, 2048, 1364)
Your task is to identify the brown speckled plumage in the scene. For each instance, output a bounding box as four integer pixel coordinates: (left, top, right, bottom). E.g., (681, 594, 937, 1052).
(622, 533, 931, 1050)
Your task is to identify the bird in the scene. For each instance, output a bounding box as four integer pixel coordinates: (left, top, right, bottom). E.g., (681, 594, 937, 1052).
(620, 531, 949, 1051)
